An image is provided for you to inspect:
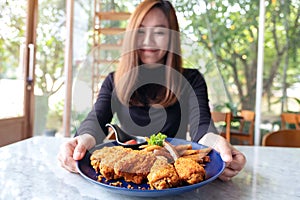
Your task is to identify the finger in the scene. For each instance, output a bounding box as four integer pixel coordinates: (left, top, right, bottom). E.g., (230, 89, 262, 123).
(228, 153, 246, 171)
(218, 173, 231, 182)
(219, 168, 238, 181)
(215, 138, 233, 163)
(199, 133, 233, 163)
(222, 167, 238, 177)
(220, 146, 233, 163)
(73, 139, 87, 160)
(57, 139, 78, 172)
(61, 140, 77, 159)
(58, 152, 78, 173)
(218, 174, 232, 182)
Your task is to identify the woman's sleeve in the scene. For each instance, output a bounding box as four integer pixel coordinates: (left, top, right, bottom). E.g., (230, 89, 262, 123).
(75, 73, 114, 144)
(187, 70, 218, 142)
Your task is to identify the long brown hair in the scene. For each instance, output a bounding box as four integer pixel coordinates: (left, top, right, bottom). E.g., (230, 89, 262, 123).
(114, 0, 183, 107)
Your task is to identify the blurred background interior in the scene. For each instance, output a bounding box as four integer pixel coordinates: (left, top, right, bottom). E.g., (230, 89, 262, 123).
(0, 0, 299, 147)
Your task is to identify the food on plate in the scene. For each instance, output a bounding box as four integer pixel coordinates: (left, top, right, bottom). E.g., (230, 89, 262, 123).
(124, 139, 137, 145)
(114, 150, 156, 184)
(139, 144, 162, 152)
(90, 146, 125, 173)
(147, 132, 167, 146)
(162, 141, 180, 160)
(152, 148, 175, 163)
(91, 146, 156, 184)
(147, 156, 180, 189)
(175, 144, 192, 153)
(181, 153, 211, 163)
(91, 146, 131, 180)
(174, 157, 206, 184)
(90, 133, 212, 190)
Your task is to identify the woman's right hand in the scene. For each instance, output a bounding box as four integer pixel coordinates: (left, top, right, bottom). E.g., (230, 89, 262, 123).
(57, 134, 96, 173)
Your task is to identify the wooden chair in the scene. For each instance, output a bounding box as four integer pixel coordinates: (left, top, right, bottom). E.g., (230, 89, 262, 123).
(211, 111, 232, 142)
(230, 110, 255, 145)
(262, 129, 300, 147)
(280, 113, 300, 130)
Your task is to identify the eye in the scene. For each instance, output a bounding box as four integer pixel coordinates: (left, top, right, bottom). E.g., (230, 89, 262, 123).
(154, 28, 168, 35)
(137, 29, 145, 34)
(154, 31, 165, 35)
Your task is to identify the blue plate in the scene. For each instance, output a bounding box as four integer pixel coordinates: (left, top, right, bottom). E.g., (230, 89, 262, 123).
(77, 138, 225, 197)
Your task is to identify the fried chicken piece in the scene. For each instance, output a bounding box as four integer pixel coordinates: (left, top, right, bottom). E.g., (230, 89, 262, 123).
(174, 157, 206, 185)
(114, 150, 157, 184)
(90, 146, 126, 172)
(90, 146, 131, 180)
(147, 156, 180, 189)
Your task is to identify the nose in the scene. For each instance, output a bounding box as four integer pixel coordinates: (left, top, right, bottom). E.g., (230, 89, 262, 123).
(143, 29, 155, 46)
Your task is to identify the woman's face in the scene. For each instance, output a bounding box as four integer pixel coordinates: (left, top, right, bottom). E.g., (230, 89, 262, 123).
(137, 8, 170, 65)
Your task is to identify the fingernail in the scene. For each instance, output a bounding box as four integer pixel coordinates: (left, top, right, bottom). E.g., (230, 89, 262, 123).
(73, 151, 81, 159)
(222, 154, 231, 162)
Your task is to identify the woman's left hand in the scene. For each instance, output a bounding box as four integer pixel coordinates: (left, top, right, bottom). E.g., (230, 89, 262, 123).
(199, 132, 246, 181)
(217, 145, 246, 181)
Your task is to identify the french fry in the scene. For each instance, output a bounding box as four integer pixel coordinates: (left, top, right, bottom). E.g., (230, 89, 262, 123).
(177, 146, 212, 156)
(182, 154, 210, 163)
(197, 147, 212, 153)
(184, 147, 212, 155)
(175, 144, 192, 152)
(181, 149, 201, 156)
(203, 156, 210, 162)
(142, 145, 162, 152)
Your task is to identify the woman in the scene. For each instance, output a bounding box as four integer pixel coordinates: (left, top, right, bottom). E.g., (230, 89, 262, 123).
(58, 0, 246, 182)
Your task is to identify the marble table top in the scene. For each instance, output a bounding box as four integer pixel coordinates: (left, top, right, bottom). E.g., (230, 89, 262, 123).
(0, 136, 299, 200)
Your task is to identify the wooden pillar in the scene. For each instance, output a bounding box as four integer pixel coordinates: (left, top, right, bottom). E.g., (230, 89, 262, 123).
(63, 0, 74, 137)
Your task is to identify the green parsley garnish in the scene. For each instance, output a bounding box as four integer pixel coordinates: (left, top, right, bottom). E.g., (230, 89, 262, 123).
(148, 132, 167, 146)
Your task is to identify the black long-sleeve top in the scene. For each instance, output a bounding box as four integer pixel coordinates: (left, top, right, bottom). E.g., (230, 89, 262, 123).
(76, 68, 216, 144)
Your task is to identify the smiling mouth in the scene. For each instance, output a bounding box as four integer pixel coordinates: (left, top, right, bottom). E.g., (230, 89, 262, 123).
(140, 48, 159, 53)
